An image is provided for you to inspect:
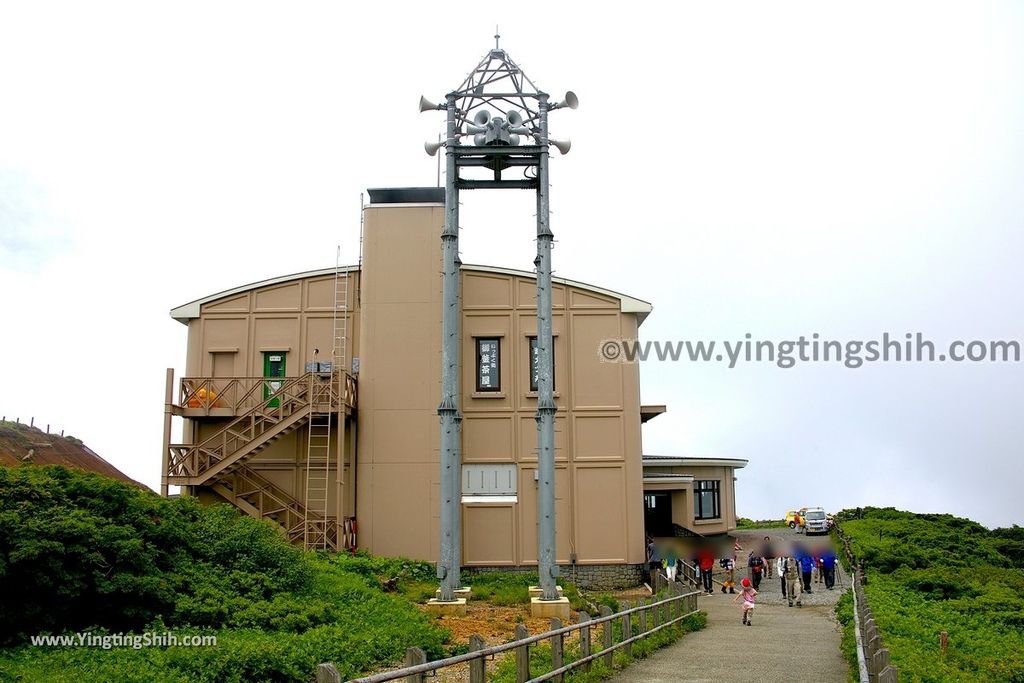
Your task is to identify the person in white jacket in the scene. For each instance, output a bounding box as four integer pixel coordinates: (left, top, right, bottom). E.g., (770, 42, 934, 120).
(776, 556, 788, 598)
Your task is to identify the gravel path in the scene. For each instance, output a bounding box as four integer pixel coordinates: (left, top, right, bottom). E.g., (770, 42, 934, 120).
(609, 528, 849, 683)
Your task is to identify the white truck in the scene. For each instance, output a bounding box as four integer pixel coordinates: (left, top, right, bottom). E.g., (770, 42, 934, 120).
(802, 507, 829, 535)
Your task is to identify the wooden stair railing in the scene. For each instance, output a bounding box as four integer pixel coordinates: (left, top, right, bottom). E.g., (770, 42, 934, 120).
(210, 464, 349, 550)
(168, 373, 318, 485)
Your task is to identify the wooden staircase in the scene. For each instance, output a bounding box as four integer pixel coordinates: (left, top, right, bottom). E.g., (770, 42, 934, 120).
(167, 372, 356, 551)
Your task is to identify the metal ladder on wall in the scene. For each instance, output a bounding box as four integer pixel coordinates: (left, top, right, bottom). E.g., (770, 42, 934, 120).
(302, 247, 350, 551)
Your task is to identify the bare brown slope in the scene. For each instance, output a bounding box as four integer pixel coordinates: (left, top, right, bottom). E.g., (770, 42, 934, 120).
(0, 420, 149, 490)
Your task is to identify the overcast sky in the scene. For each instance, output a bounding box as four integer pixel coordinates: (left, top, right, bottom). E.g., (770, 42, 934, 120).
(1, 2, 1021, 528)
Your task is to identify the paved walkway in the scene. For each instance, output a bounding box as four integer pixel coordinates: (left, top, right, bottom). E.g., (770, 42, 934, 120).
(611, 528, 849, 683)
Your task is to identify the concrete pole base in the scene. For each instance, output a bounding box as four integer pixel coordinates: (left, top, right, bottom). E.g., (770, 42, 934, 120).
(528, 585, 564, 598)
(426, 598, 468, 616)
(434, 587, 472, 600)
(530, 596, 571, 620)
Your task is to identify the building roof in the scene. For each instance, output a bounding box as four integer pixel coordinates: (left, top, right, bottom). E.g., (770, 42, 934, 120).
(0, 421, 149, 489)
(642, 455, 749, 469)
(170, 264, 653, 325)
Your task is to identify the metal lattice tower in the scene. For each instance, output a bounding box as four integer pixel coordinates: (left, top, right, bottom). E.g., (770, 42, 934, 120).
(421, 38, 577, 603)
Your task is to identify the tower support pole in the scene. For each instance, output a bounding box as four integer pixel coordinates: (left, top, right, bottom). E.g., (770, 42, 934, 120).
(535, 94, 559, 601)
(437, 93, 462, 602)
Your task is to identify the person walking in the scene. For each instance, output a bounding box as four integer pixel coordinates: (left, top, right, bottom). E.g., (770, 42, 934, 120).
(798, 550, 815, 593)
(720, 557, 736, 594)
(733, 577, 758, 626)
(783, 555, 802, 607)
(776, 555, 787, 598)
(647, 538, 662, 589)
(665, 545, 678, 583)
(821, 548, 837, 589)
(697, 547, 716, 594)
(762, 536, 777, 579)
(748, 552, 765, 590)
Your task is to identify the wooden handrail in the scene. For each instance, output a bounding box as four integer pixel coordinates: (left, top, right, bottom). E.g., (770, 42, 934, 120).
(347, 585, 702, 683)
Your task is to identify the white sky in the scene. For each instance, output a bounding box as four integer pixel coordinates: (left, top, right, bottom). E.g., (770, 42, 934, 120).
(1, 2, 1021, 528)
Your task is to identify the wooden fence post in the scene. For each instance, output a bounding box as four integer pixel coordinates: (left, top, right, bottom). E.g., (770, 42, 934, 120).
(621, 601, 632, 658)
(578, 612, 592, 673)
(469, 634, 486, 683)
(404, 647, 426, 683)
(550, 617, 564, 683)
(879, 665, 898, 683)
(315, 663, 341, 683)
(638, 598, 647, 634)
(599, 605, 614, 668)
(940, 631, 948, 655)
(515, 624, 530, 683)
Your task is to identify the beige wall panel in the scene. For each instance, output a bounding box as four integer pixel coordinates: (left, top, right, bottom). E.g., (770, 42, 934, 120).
(570, 313, 624, 409)
(255, 283, 301, 312)
(573, 414, 625, 461)
(252, 317, 301, 374)
(368, 409, 434, 464)
(463, 505, 515, 564)
(366, 462, 435, 560)
(203, 293, 249, 314)
(569, 290, 617, 309)
(186, 321, 203, 376)
(671, 490, 693, 528)
(516, 280, 565, 309)
(362, 208, 440, 304)
(303, 316, 335, 364)
(518, 414, 568, 462)
(575, 466, 628, 562)
(362, 305, 437, 410)
(464, 273, 513, 309)
(305, 276, 346, 311)
(517, 465, 571, 563)
(463, 415, 514, 462)
(202, 318, 248, 375)
(211, 351, 237, 378)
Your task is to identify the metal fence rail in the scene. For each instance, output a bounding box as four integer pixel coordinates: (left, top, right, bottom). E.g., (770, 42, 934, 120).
(834, 523, 898, 683)
(327, 582, 702, 683)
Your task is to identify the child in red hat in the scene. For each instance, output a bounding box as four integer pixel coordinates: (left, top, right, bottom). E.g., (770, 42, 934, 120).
(733, 577, 758, 626)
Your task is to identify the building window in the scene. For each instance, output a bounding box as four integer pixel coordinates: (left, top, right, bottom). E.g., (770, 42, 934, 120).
(476, 338, 501, 392)
(693, 480, 720, 520)
(529, 336, 555, 392)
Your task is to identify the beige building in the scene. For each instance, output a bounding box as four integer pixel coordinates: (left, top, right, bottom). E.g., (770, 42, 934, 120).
(162, 187, 746, 587)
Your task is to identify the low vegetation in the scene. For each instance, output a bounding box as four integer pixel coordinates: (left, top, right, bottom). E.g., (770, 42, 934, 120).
(833, 507, 1024, 682)
(735, 517, 788, 530)
(0, 466, 450, 682)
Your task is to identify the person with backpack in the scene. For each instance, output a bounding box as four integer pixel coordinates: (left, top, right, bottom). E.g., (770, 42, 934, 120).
(665, 545, 678, 582)
(720, 557, 736, 594)
(762, 536, 777, 579)
(747, 552, 765, 590)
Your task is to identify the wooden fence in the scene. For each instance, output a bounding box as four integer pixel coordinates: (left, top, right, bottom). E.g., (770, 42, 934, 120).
(834, 523, 898, 683)
(320, 581, 702, 683)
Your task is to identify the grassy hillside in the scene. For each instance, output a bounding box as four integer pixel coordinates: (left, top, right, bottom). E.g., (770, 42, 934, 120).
(833, 507, 1024, 682)
(0, 465, 451, 682)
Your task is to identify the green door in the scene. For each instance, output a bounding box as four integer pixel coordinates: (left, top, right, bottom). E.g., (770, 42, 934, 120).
(263, 352, 286, 408)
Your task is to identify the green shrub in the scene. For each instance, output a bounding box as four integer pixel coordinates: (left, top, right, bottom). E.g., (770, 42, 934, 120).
(833, 508, 1024, 682)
